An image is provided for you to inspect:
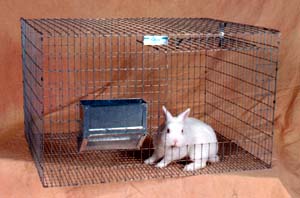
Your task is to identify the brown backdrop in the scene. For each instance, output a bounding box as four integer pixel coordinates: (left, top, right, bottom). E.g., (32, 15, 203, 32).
(0, 0, 299, 197)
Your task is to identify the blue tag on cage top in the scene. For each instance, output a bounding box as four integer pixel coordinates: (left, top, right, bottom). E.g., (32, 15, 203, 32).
(143, 35, 168, 45)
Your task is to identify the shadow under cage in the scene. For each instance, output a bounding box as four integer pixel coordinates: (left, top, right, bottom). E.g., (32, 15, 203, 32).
(21, 18, 280, 187)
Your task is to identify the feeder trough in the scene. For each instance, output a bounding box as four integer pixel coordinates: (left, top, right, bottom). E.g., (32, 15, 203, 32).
(78, 99, 147, 152)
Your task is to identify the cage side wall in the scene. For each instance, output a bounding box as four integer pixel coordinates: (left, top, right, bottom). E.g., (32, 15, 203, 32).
(204, 33, 279, 165)
(21, 19, 45, 182)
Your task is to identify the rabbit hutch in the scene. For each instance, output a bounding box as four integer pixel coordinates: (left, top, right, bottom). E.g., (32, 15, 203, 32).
(21, 18, 280, 187)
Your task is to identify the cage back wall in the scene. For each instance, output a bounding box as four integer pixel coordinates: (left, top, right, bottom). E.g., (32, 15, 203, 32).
(21, 18, 280, 187)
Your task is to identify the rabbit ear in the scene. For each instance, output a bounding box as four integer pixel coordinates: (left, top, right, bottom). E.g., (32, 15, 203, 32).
(177, 108, 190, 121)
(162, 106, 173, 121)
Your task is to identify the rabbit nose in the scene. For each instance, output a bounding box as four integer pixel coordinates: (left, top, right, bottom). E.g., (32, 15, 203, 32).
(173, 139, 178, 145)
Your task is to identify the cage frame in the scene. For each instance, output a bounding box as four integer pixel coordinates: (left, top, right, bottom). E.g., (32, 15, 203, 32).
(20, 17, 280, 187)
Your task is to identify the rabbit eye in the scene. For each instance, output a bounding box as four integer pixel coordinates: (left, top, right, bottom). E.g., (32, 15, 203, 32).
(167, 128, 170, 133)
(181, 129, 184, 133)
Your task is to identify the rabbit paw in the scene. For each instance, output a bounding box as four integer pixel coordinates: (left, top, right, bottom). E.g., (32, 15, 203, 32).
(183, 162, 206, 171)
(155, 161, 168, 168)
(144, 157, 156, 165)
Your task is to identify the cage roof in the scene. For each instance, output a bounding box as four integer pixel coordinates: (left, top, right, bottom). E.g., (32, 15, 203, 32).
(21, 18, 280, 37)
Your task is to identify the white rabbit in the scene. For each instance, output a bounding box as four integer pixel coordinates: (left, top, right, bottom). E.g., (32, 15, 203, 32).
(144, 106, 219, 171)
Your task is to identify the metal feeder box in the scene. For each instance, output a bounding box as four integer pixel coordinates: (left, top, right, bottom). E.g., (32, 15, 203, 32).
(78, 99, 147, 152)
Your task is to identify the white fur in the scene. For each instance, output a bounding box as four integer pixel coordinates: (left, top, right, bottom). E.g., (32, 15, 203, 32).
(144, 106, 219, 171)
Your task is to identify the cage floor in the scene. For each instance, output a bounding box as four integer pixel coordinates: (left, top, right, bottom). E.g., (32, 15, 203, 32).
(40, 133, 270, 187)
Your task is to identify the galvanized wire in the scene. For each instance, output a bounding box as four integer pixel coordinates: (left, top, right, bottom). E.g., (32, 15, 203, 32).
(21, 18, 280, 187)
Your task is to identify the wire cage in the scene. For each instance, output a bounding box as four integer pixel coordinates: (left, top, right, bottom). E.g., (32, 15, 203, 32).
(21, 18, 280, 187)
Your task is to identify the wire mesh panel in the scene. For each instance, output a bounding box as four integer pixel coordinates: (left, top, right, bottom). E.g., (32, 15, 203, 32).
(21, 18, 280, 187)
